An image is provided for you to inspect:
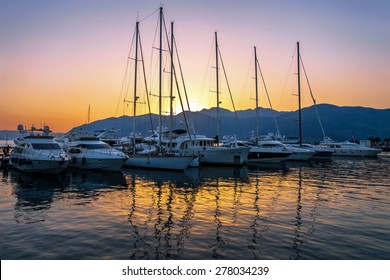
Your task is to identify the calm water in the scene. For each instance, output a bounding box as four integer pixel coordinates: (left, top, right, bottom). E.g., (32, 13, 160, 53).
(1, 155, 389, 260)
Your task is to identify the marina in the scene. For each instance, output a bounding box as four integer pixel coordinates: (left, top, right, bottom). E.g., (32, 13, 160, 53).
(1, 3, 389, 269)
(1, 153, 389, 259)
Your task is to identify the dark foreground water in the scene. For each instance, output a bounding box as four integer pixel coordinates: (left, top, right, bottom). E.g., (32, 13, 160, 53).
(1, 155, 389, 260)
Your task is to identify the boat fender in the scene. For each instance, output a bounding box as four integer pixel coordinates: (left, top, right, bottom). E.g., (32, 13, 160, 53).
(82, 157, 87, 165)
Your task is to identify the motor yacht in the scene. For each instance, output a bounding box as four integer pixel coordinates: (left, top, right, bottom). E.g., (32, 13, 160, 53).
(65, 135, 127, 171)
(10, 125, 71, 173)
(319, 138, 382, 157)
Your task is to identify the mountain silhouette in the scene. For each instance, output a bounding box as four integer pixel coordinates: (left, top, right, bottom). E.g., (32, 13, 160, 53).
(2, 104, 389, 142)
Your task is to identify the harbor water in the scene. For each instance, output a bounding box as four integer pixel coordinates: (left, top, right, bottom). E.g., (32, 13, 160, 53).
(1, 153, 389, 260)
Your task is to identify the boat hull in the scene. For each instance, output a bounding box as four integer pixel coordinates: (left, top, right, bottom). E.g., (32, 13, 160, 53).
(319, 142, 382, 157)
(330, 149, 381, 157)
(69, 157, 126, 171)
(125, 155, 194, 170)
(247, 146, 291, 163)
(200, 147, 250, 166)
(9, 156, 70, 173)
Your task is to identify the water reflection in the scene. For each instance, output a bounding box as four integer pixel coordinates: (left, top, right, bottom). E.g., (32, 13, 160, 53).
(1, 156, 389, 259)
(123, 168, 200, 259)
(10, 169, 127, 224)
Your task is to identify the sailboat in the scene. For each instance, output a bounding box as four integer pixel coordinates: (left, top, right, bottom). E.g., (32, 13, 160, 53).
(285, 42, 333, 160)
(195, 31, 250, 165)
(140, 31, 250, 166)
(247, 46, 292, 163)
(124, 7, 194, 170)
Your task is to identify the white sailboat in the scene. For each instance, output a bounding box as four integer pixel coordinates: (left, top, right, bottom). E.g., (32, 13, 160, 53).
(190, 31, 249, 166)
(124, 7, 194, 171)
(138, 31, 250, 167)
(247, 46, 292, 163)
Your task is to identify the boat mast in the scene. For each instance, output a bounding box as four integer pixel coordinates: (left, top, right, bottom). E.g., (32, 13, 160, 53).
(158, 6, 163, 151)
(254, 46, 259, 143)
(215, 31, 220, 145)
(297, 41, 302, 146)
(169, 21, 174, 152)
(132, 21, 139, 155)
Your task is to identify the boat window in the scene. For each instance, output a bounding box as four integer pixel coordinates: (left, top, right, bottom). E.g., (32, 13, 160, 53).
(78, 143, 111, 149)
(69, 148, 81, 154)
(31, 143, 62, 150)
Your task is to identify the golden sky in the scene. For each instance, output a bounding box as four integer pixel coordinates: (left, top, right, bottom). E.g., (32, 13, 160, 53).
(1, 0, 389, 132)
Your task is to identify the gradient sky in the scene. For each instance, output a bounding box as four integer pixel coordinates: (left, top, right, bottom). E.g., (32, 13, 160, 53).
(1, 0, 389, 132)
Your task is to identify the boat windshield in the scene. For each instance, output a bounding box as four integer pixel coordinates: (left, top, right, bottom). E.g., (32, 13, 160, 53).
(78, 143, 111, 149)
(31, 143, 62, 150)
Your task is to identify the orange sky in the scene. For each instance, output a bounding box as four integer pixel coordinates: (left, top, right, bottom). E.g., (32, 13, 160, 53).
(1, 0, 389, 132)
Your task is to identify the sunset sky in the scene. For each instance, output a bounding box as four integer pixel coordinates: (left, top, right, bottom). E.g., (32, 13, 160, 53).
(1, 0, 389, 132)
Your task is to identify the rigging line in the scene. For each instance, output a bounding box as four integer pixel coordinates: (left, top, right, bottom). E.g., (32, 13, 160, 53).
(173, 38, 196, 137)
(256, 59, 280, 135)
(217, 47, 241, 134)
(139, 29, 154, 131)
(201, 36, 216, 110)
(299, 55, 327, 139)
(162, 18, 192, 139)
(174, 38, 191, 112)
(116, 26, 136, 117)
(139, 7, 160, 23)
(115, 24, 137, 132)
(147, 12, 160, 111)
(277, 46, 296, 110)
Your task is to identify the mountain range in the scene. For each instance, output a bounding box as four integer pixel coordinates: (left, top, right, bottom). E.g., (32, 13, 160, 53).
(1, 104, 389, 142)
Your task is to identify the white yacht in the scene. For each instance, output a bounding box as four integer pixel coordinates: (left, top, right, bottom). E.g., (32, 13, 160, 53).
(163, 133, 250, 166)
(245, 140, 292, 163)
(125, 153, 195, 170)
(319, 139, 382, 157)
(10, 125, 71, 173)
(299, 143, 333, 160)
(66, 136, 127, 171)
(284, 144, 315, 161)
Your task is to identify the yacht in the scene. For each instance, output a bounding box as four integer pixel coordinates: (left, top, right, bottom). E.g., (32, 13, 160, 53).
(9, 125, 71, 173)
(283, 144, 315, 161)
(246, 140, 292, 163)
(319, 139, 382, 157)
(158, 132, 250, 166)
(65, 135, 127, 171)
(299, 143, 333, 160)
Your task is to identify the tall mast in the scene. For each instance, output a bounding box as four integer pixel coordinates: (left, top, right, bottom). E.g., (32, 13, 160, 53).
(215, 31, 220, 144)
(297, 41, 302, 146)
(169, 21, 174, 152)
(132, 21, 139, 154)
(254, 46, 259, 142)
(158, 6, 163, 150)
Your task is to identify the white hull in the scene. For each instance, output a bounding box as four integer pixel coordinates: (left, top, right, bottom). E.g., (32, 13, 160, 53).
(125, 155, 194, 170)
(69, 157, 125, 171)
(329, 149, 381, 157)
(10, 132, 71, 174)
(247, 146, 291, 163)
(66, 138, 128, 171)
(10, 156, 70, 173)
(285, 145, 315, 161)
(319, 141, 382, 157)
(200, 147, 250, 166)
